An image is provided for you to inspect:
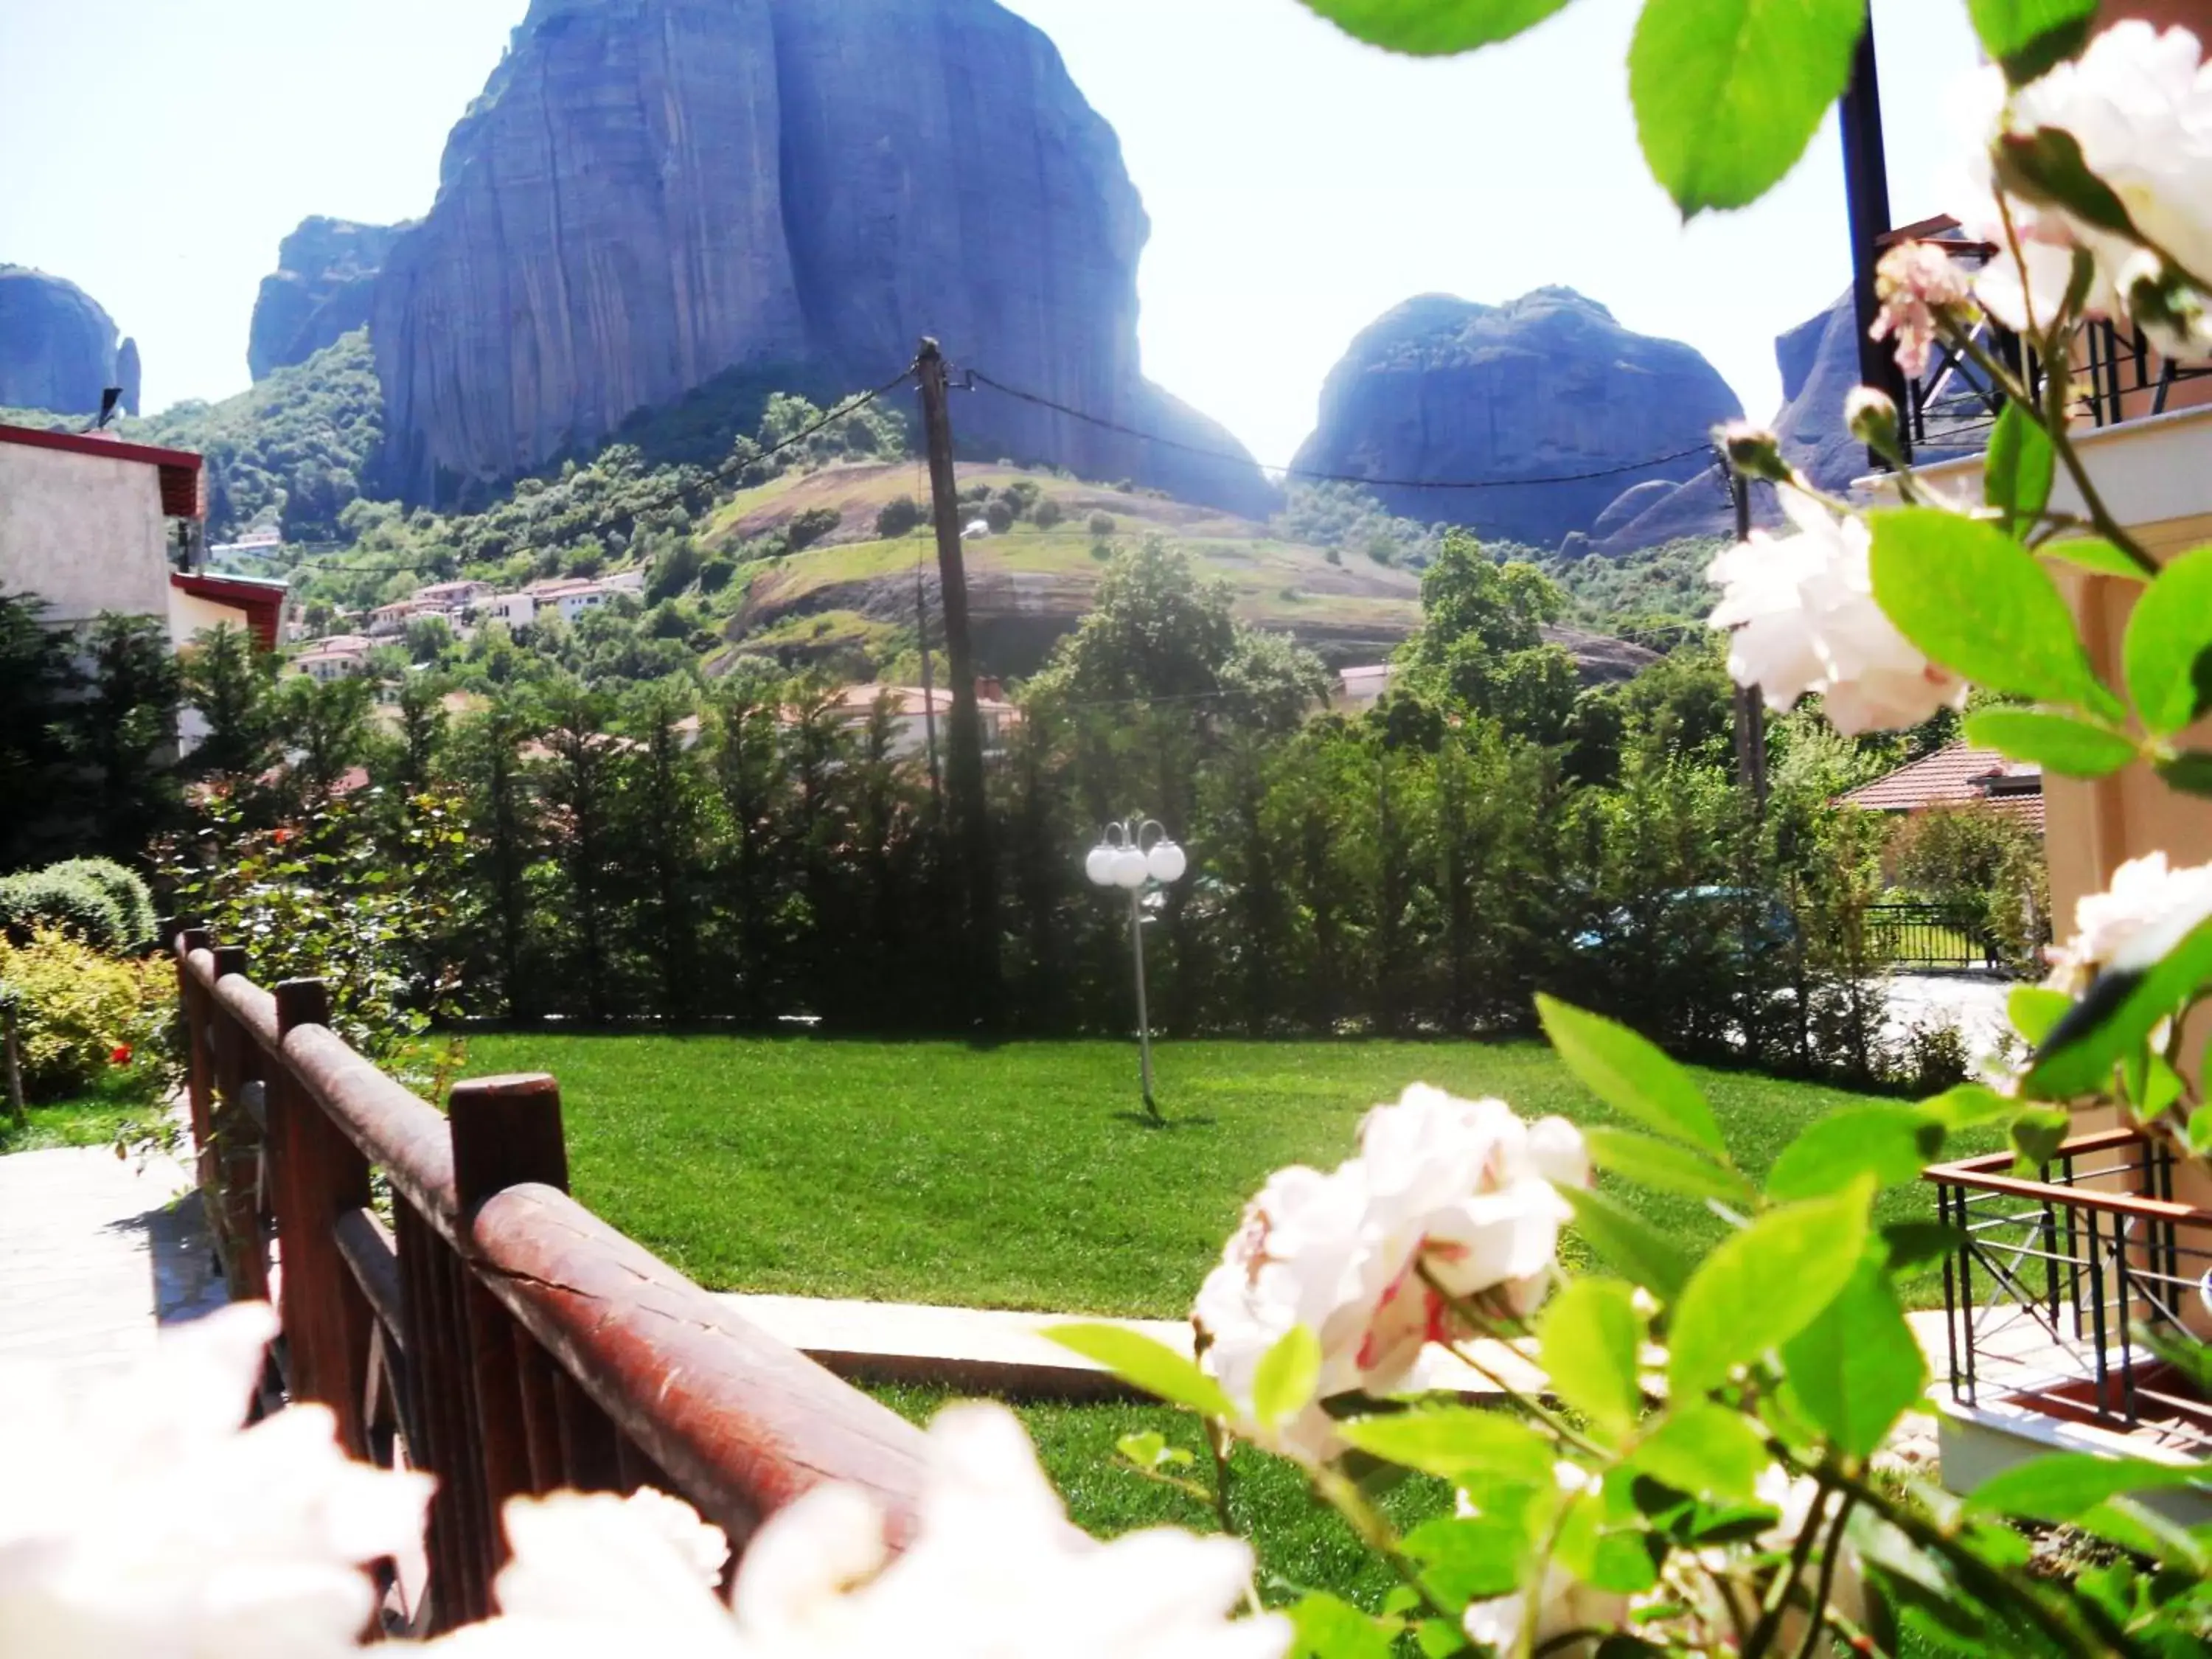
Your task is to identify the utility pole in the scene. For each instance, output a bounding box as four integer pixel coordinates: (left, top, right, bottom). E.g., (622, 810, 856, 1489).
(914, 550, 942, 810)
(1725, 462, 1770, 818)
(915, 338, 1001, 1022)
(1838, 13, 1910, 471)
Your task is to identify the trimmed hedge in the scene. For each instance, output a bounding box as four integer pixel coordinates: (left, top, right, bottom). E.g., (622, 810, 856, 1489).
(0, 858, 156, 953)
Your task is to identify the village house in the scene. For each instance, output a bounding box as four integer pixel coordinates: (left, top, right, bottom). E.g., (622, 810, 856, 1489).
(292, 633, 374, 681)
(1840, 743, 2045, 835)
(827, 681, 1019, 760)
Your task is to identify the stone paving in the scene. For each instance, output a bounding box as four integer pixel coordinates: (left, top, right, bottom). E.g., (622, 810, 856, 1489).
(0, 1141, 227, 1383)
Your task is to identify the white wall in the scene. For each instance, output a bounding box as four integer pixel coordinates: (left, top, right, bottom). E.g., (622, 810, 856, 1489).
(0, 443, 173, 627)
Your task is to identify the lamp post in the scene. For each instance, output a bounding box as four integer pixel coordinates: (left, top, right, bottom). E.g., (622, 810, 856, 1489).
(1085, 817, 1187, 1121)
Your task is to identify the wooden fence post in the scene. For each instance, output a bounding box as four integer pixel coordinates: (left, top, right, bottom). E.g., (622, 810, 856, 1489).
(206, 944, 269, 1304)
(272, 978, 375, 1456)
(176, 928, 214, 1169)
(448, 1074, 570, 1617)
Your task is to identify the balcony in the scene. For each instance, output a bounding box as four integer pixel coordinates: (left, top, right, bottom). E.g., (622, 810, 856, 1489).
(1923, 1129, 2212, 1522)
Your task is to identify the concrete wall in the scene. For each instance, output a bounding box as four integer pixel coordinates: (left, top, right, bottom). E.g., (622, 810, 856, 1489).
(0, 442, 173, 627)
(167, 585, 248, 649)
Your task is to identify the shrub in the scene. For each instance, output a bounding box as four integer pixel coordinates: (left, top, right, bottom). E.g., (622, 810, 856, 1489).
(959, 483, 993, 507)
(984, 500, 1016, 534)
(41, 858, 157, 948)
(697, 556, 737, 594)
(0, 925, 170, 1100)
(0, 866, 131, 952)
(1032, 497, 1065, 530)
(786, 507, 842, 552)
(998, 480, 1041, 519)
(875, 495, 924, 538)
(1088, 512, 1116, 538)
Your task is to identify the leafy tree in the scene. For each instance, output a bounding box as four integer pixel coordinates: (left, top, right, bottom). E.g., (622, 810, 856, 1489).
(1400, 530, 1580, 742)
(0, 594, 80, 871)
(875, 495, 925, 539)
(72, 613, 184, 863)
(273, 673, 374, 804)
(181, 625, 279, 782)
(616, 685, 709, 1020)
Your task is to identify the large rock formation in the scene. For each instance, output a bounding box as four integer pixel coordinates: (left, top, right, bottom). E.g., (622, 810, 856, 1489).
(248, 217, 408, 380)
(368, 0, 1270, 515)
(1590, 285, 1993, 555)
(0, 266, 138, 415)
(1292, 290, 1742, 551)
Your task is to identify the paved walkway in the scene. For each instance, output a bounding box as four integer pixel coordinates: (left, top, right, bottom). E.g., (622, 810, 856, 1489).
(0, 1142, 228, 1382)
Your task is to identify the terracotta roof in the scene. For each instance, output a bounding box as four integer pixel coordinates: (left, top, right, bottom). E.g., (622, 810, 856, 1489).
(1841, 742, 2043, 831)
(170, 570, 287, 649)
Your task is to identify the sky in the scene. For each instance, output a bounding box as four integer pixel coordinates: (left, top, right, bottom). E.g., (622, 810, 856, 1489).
(0, 0, 1982, 469)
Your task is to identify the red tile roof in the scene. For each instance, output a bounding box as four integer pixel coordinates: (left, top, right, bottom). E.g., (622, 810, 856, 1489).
(1841, 743, 2044, 832)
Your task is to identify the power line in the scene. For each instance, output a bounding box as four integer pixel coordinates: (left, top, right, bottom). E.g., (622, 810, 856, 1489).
(960, 367, 1719, 491)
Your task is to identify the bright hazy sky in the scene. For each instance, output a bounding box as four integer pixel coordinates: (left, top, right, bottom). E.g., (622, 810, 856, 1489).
(0, 0, 1980, 467)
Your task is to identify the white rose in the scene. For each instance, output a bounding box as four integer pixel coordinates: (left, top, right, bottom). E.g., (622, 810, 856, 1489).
(441, 1403, 1288, 1659)
(1196, 1088, 1587, 1461)
(1706, 486, 1966, 736)
(1972, 24, 2212, 362)
(0, 1301, 431, 1659)
(2044, 851, 2212, 992)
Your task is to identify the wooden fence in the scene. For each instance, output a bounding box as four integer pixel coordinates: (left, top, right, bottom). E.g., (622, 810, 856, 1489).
(173, 929, 928, 1635)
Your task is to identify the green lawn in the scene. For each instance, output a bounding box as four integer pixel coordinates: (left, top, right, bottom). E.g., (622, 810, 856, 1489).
(456, 1035, 1969, 1316)
(0, 1076, 174, 1156)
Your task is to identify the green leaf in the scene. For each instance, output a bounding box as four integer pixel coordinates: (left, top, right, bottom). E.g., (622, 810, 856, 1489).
(1780, 1261, 1927, 1457)
(1627, 0, 1866, 217)
(1966, 0, 2097, 83)
(1919, 1084, 2017, 1133)
(2122, 546, 2212, 735)
(1537, 1279, 1644, 1441)
(1253, 1324, 1322, 1429)
(1994, 126, 2141, 243)
(2189, 1105, 2212, 1155)
(1963, 708, 2138, 778)
(2157, 751, 2212, 796)
(1043, 1324, 1233, 1418)
(1880, 1220, 1969, 1270)
(1537, 995, 1726, 1155)
(1338, 1405, 1555, 1488)
(1563, 1184, 1697, 1302)
(2008, 1104, 2071, 1169)
(1967, 1450, 2210, 1520)
(1669, 1176, 1875, 1397)
(1116, 1428, 1168, 1468)
(2008, 984, 2072, 1046)
(1764, 1107, 1941, 1200)
(1983, 403, 2055, 538)
(2025, 919, 2212, 1099)
(2039, 537, 2149, 582)
(1403, 1513, 1538, 1603)
(1287, 1591, 1400, 1659)
(1628, 1402, 1768, 1500)
(1871, 509, 2122, 718)
(1295, 0, 1575, 54)
(1584, 1126, 1755, 1204)
(2073, 1498, 2210, 1575)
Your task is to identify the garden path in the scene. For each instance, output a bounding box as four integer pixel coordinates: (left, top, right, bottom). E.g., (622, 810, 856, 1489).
(0, 1141, 226, 1383)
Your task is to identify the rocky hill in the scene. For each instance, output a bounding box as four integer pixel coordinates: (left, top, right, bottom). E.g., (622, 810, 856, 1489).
(340, 0, 1270, 518)
(248, 218, 409, 380)
(0, 266, 139, 416)
(1293, 290, 1741, 552)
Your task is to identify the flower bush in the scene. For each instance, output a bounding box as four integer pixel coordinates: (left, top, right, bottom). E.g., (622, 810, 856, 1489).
(0, 923, 173, 1102)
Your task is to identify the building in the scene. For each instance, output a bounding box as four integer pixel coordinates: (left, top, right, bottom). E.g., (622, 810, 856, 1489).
(293, 634, 374, 682)
(526, 577, 616, 625)
(827, 681, 1019, 760)
(1840, 745, 2045, 835)
(1839, 5, 2212, 1510)
(0, 421, 204, 638)
(1335, 664, 1396, 713)
(367, 599, 428, 636)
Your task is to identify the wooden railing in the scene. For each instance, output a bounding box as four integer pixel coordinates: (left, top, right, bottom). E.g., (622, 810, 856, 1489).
(173, 929, 928, 1635)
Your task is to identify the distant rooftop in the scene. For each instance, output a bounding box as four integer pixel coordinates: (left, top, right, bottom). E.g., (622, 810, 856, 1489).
(1842, 743, 2044, 832)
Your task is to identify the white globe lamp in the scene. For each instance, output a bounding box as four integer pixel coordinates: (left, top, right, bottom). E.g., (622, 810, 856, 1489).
(1084, 844, 1117, 888)
(1110, 846, 1150, 889)
(1145, 839, 1187, 884)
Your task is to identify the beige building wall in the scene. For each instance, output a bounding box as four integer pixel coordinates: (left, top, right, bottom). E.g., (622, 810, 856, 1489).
(0, 443, 173, 627)
(167, 585, 250, 648)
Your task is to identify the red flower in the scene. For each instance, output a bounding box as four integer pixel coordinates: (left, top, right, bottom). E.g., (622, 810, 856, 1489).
(272, 827, 294, 845)
(109, 1044, 133, 1067)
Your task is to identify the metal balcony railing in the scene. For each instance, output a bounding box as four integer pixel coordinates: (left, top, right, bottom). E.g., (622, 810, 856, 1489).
(1924, 1129, 2212, 1461)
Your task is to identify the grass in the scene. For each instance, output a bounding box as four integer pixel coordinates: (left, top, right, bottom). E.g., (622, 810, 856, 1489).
(454, 1035, 1974, 1315)
(0, 1074, 171, 1156)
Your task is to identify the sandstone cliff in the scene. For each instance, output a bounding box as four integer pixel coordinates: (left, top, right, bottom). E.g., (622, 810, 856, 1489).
(0, 266, 137, 415)
(1292, 290, 1742, 552)
(368, 0, 1270, 515)
(248, 218, 408, 380)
